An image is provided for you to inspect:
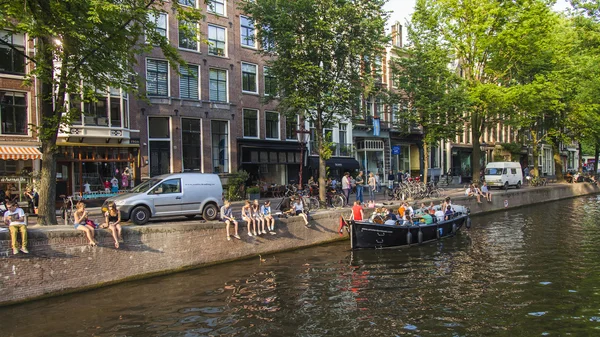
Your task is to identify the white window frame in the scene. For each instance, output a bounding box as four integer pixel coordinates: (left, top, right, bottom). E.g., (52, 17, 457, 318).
(178, 0, 196, 7)
(147, 12, 168, 42)
(243, 108, 260, 139)
(208, 24, 227, 57)
(207, 0, 226, 16)
(286, 115, 299, 141)
(241, 62, 258, 94)
(265, 111, 280, 140)
(145, 58, 170, 97)
(179, 64, 200, 100)
(178, 20, 200, 52)
(209, 68, 228, 102)
(240, 15, 256, 48)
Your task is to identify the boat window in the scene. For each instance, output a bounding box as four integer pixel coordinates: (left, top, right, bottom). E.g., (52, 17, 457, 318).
(485, 168, 503, 175)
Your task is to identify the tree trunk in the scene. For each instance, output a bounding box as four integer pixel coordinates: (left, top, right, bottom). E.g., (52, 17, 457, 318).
(531, 130, 539, 177)
(316, 116, 327, 203)
(471, 113, 481, 183)
(551, 141, 564, 182)
(422, 141, 429, 186)
(594, 142, 599, 176)
(578, 142, 583, 173)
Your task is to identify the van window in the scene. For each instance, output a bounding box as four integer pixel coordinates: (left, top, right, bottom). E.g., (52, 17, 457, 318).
(485, 168, 502, 175)
(153, 179, 181, 194)
(511, 168, 517, 174)
(503, 168, 508, 174)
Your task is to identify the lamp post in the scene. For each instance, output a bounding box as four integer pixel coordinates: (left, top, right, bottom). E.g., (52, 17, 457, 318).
(297, 125, 311, 190)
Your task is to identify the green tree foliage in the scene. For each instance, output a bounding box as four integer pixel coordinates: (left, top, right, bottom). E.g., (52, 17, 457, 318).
(0, 0, 202, 225)
(241, 0, 389, 201)
(391, 0, 468, 185)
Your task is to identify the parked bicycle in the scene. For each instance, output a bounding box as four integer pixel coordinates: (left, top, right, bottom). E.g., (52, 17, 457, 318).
(59, 194, 76, 224)
(326, 188, 346, 208)
(296, 188, 320, 212)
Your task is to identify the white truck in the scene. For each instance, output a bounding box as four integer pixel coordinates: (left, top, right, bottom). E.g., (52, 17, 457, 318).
(484, 162, 523, 190)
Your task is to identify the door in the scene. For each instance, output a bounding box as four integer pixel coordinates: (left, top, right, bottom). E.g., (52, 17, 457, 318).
(149, 140, 171, 177)
(149, 178, 182, 215)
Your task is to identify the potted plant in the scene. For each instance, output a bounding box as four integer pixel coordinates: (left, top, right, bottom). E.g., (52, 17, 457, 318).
(247, 186, 261, 200)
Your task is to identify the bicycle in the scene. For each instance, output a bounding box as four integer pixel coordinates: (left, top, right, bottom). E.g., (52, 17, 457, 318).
(296, 189, 320, 211)
(326, 188, 346, 208)
(59, 195, 76, 224)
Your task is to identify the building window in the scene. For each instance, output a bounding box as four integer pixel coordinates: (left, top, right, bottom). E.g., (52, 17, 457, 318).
(286, 116, 297, 140)
(146, 59, 169, 97)
(266, 111, 279, 139)
(179, 20, 198, 51)
(208, 25, 226, 56)
(243, 109, 258, 138)
(148, 117, 171, 177)
(84, 97, 108, 126)
(0, 91, 27, 135)
(0, 31, 25, 75)
(148, 12, 167, 39)
(264, 66, 277, 96)
(211, 120, 229, 173)
(180, 65, 199, 100)
(339, 123, 347, 144)
(182, 118, 201, 171)
(376, 98, 384, 116)
(209, 68, 227, 102)
(179, 0, 195, 7)
(241, 62, 257, 93)
(261, 24, 274, 51)
(208, 0, 225, 16)
(240, 16, 256, 48)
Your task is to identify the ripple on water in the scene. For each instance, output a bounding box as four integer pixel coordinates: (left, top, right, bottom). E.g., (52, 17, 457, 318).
(528, 312, 547, 317)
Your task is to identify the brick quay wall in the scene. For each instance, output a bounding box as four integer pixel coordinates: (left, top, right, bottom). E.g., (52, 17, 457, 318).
(0, 183, 597, 306)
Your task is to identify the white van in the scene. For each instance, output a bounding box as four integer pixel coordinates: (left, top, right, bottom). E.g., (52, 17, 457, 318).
(103, 173, 223, 225)
(484, 162, 523, 189)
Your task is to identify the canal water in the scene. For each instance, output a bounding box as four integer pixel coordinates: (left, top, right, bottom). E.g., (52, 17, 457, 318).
(3, 195, 600, 336)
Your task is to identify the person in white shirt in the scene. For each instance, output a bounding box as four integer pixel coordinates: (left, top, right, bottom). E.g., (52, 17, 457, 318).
(434, 203, 445, 222)
(293, 198, 309, 226)
(4, 201, 28, 254)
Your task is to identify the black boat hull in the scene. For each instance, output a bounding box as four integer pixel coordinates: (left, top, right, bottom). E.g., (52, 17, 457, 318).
(350, 214, 469, 249)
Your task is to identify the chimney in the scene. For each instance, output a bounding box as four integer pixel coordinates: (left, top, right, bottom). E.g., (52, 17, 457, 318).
(391, 22, 402, 48)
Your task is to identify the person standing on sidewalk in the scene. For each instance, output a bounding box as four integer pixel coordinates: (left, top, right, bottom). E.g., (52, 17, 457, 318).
(342, 172, 351, 206)
(4, 201, 28, 254)
(355, 171, 364, 203)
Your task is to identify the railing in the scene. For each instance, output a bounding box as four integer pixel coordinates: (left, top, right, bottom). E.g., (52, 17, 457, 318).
(309, 141, 354, 157)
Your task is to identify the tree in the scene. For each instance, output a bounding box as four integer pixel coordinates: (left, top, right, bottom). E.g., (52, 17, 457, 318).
(0, 0, 202, 225)
(241, 0, 389, 202)
(391, 0, 469, 186)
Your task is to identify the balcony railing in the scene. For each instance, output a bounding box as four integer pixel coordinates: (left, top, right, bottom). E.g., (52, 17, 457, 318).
(309, 141, 354, 157)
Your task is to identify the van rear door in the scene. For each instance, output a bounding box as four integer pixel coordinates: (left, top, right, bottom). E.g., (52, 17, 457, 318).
(149, 178, 183, 215)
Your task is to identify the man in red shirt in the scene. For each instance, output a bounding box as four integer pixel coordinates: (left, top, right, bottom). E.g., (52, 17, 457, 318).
(350, 201, 364, 221)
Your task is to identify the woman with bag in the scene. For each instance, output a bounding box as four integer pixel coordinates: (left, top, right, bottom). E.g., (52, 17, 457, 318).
(101, 202, 123, 248)
(73, 201, 97, 246)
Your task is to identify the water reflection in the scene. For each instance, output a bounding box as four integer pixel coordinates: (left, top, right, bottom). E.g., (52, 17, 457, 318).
(3, 196, 600, 336)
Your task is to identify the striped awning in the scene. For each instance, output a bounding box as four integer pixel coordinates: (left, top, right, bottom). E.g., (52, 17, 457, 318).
(0, 146, 43, 160)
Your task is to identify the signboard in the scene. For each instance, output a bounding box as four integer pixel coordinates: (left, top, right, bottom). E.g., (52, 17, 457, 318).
(373, 117, 380, 136)
(130, 138, 141, 145)
(391, 145, 401, 155)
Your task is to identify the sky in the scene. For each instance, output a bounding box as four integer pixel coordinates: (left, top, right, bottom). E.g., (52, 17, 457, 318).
(383, 0, 574, 45)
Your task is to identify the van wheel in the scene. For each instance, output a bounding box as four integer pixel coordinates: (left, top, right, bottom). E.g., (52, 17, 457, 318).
(504, 182, 509, 191)
(516, 181, 521, 189)
(202, 204, 218, 221)
(131, 206, 150, 225)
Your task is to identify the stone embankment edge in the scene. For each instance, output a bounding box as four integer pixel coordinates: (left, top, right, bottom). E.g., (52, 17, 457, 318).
(0, 183, 597, 306)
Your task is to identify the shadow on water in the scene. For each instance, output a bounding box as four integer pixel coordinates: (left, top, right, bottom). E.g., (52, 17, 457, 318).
(3, 195, 600, 336)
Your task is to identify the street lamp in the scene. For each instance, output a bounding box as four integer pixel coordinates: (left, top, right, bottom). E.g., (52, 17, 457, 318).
(297, 125, 311, 190)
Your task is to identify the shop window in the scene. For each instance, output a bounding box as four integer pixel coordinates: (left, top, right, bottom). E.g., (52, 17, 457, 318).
(0, 91, 27, 135)
(182, 118, 201, 171)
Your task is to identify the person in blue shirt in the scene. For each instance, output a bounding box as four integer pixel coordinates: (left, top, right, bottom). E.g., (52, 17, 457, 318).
(261, 200, 276, 235)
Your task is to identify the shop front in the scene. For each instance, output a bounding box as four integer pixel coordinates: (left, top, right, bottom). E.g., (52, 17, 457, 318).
(307, 157, 360, 181)
(0, 145, 42, 201)
(451, 146, 473, 182)
(237, 139, 303, 185)
(55, 143, 139, 199)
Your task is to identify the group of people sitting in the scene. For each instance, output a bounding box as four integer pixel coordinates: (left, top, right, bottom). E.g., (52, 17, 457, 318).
(465, 182, 492, 203)
(348, 197, 459, 227)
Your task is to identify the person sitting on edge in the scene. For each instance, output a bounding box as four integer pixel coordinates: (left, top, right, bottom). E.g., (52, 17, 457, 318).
(261, 200, 276, 235)
(481, 181, 492, 202)
(350, 201, 364, 221)
(73, 201, 97, 247)
(279, 196, 295, 217)
(220, 200, 240, 241)
(252, 199, 266, 235)
(473, 184, 485, 203)
(465, 184, 482, 203)
(444, 205, 454, 220)
(241, 200, 256, 237)
(100, 201, 123, 248)
(4, 201, 28, 254)
(293, 197, 309, 226)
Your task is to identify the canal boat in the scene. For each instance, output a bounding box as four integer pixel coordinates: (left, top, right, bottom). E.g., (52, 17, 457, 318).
(349, 205, 471, 249)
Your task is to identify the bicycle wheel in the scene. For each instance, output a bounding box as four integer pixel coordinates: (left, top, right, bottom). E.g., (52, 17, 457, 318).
(332, 195, 344, 208)
(428, 190, 441, 199)
(309, 197, 320, 211)
(60, 206, 67, 220)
